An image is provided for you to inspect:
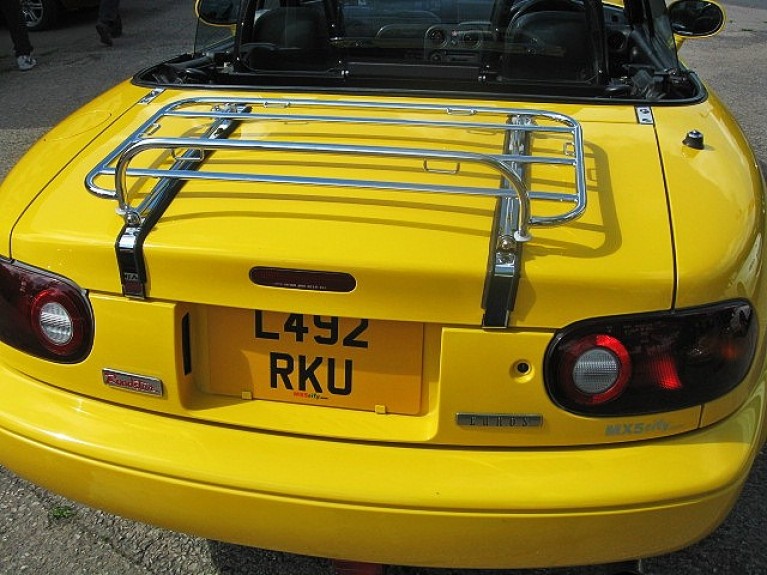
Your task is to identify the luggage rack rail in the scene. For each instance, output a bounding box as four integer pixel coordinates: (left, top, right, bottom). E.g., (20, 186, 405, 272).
(85, 95, 586, 327)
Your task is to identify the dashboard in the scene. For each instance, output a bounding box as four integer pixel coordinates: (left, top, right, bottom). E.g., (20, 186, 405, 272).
(423, 22, 493, 63)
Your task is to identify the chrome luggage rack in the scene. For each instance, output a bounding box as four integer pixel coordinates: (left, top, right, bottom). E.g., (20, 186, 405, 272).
(85, 94, 586, 327)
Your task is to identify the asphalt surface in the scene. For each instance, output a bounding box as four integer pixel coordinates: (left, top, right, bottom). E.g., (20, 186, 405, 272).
(0, 1, 766, 574)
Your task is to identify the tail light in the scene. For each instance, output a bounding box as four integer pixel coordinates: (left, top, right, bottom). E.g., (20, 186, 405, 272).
(545, 301, 757, 416)
(0, 259, 93, 363)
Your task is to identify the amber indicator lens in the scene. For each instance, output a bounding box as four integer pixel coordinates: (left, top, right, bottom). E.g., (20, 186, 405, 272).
(250, 267, 356, 293)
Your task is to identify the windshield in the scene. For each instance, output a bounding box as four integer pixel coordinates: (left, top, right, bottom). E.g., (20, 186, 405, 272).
(194, 0, 242, 53)
(171, 0, 697, 102)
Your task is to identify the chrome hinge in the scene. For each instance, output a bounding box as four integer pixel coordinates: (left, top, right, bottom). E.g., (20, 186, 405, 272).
(636, 106, 654, 125)
(138, 88, 165, 105)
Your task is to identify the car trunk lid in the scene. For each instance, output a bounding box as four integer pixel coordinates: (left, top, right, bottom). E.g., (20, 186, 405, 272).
(9, 91, 683, 446)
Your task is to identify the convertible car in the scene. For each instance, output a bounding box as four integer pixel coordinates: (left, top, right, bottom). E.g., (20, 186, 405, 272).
(0, 0, 764, 573)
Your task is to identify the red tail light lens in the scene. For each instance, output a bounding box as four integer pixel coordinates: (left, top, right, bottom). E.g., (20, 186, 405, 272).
(0, 259, 93, 363)
(545, 301, 757, 416)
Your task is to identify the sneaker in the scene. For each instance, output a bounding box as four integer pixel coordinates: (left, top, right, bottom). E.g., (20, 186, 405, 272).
(16, 54, 36, 71)
(96, 21, 113, 46)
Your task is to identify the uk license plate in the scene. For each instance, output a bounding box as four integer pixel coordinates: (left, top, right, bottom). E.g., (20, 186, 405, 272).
(206, 309, 423, 414)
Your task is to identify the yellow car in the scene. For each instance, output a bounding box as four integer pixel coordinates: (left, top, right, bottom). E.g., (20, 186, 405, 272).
(0, 0, 764, 573)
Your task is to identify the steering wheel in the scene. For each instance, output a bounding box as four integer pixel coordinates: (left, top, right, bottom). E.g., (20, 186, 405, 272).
(508, 0, 584, 26)
(504, 0, 585, 64)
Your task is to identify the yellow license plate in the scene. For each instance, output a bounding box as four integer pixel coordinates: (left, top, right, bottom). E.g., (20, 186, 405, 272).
(206, 309, 424, 414)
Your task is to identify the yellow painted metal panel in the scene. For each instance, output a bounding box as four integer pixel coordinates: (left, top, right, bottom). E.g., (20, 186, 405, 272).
(0, 82, 148, 257)
(513, 115, 674, 327)
(11, 91, 673, 328)
(654, 96, 766, 308)
(0, 362, 762, 568)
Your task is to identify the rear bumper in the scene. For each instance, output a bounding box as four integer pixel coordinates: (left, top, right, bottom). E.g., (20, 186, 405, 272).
(0, 362, 763, 569)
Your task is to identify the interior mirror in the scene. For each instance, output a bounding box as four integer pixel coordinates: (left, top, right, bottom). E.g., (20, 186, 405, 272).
(668, 0, 725, 37)
(196, 0, 239, 26)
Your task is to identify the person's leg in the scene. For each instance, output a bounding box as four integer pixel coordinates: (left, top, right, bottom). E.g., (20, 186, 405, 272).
(96, 0, 121, 45)
(0, 0, 34, 57)
(111, 12, 122, 37)
(97, 0, 120, 24)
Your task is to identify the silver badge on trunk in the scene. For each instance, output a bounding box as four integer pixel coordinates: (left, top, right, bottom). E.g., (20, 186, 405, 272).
(456, 413, 543, 428)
